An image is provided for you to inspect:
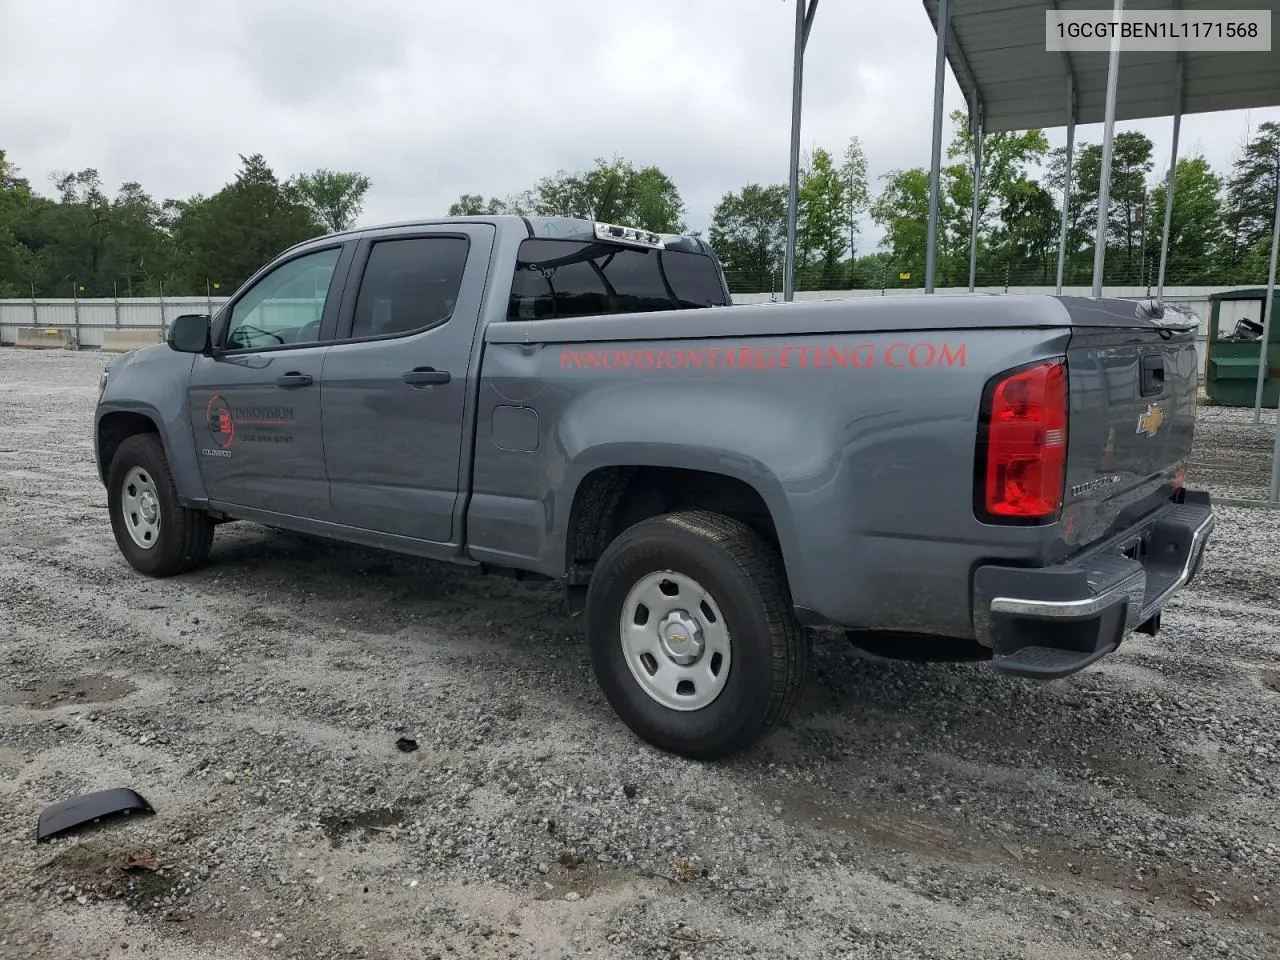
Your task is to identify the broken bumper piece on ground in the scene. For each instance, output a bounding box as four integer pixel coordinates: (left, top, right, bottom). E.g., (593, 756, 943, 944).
(35, 787, 155, 843)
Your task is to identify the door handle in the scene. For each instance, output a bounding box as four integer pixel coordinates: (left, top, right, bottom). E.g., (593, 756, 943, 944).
(1139, 354, 1165, 397)
(401, 367, 451, 387)
(275, 372, 313, 388)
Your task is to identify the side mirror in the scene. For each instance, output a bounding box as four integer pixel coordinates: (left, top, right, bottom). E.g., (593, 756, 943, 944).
(168, 314, 211, 353)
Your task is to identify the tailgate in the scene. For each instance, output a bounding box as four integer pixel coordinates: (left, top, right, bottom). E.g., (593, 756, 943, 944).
(1059, 298, 1199, 548)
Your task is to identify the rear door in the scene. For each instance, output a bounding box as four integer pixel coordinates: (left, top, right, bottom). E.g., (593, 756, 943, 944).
(319, 224, 495, 543)
(188, 241, 354, 520)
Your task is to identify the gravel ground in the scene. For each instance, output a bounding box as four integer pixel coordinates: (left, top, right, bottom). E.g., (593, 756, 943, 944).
(1188, 399, 1279, 502)
(1, 347, 1278, 960)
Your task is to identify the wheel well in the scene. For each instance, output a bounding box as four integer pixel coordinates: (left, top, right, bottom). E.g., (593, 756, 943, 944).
(97, 412, 159, 483)
(564, 466, 780, 582)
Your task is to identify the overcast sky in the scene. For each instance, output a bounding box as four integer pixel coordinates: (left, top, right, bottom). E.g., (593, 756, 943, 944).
(2, 0, 1277, 254)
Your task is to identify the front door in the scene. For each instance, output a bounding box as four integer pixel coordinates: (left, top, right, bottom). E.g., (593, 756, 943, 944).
(320, 224, 495, 543)
(189, 242, 352, 520)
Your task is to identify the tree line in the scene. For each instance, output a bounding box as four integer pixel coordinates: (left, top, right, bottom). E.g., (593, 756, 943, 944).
(2, 116, 1277, 299)
(448, 117, 1279, 293)
(0, 151, 370, 299)
(706, 114, 1278, 292)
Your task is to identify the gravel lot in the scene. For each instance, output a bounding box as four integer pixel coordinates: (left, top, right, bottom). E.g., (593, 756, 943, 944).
(1187, 402, 1279, 503)
(1, 347, 1278, 960)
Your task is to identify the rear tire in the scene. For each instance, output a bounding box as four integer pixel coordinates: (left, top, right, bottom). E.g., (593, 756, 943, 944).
(107, 433, 214, 577)
(584, 510, 809, 760)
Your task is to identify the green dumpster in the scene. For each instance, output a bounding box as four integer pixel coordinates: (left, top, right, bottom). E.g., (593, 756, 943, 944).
(1204, 286, 1280, 408)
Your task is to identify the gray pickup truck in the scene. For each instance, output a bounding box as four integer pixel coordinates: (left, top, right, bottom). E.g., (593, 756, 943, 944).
(94, 214, 1216, 759)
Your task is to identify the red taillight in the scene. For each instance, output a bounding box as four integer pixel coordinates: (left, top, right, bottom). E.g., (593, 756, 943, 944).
(980, 359, 1068, 522)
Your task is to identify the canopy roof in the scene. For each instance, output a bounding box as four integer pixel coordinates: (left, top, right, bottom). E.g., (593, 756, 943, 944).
(921, 0, 1280, 133)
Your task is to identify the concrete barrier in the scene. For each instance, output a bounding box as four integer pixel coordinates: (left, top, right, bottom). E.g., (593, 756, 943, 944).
(101, 329, 165, 353)
(15, 327, 76, 350)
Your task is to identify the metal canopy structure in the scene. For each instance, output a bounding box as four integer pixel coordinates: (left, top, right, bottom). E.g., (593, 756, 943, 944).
(916, 0, 1280, 310)
(921, 0, 1280, 134)
(780, 0, 1280, 502)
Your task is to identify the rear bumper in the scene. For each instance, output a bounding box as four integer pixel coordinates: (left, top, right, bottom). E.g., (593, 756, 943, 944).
(971, 490, 1215, 679)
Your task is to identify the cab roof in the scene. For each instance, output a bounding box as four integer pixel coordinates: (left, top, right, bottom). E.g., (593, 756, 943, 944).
(282, 215, 712, 257)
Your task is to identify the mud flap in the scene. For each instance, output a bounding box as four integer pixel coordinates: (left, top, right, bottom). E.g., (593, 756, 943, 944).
(1135, 611, 1161, 636)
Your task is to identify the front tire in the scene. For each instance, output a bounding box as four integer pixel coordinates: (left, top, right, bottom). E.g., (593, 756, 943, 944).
(107, 433, 214, 577)
(585, 510, 809, 760)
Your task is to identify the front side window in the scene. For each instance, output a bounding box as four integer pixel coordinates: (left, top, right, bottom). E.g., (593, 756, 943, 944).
(348, 236, 470, 340)
(507, 239, 729, 320)
(225, 246, 342, 350)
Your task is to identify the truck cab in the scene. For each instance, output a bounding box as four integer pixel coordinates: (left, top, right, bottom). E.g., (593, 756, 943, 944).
(96, 215, 731, 555)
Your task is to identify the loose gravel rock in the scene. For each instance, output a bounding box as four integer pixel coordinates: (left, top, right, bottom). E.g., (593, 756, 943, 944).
(1, 347, 1278, 960)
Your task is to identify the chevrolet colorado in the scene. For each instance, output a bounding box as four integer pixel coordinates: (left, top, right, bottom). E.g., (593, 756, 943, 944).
(94, 215, 1216, 759)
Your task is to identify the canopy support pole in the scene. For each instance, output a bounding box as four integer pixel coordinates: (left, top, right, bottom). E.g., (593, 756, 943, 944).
(1255, 173, 1280, 446)
(968, 97, 984, 292)
(925, 0, 949, 294)
(1155, 114, 1182, 301)
(1157, 58, 1184, 302)
(783, 0, 819, 303)
(1055, 77, 1076, 295)
(1091, 0, 1125, 299)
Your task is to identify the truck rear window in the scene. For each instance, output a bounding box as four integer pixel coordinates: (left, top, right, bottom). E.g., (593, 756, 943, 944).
(507, 239, 729, 320)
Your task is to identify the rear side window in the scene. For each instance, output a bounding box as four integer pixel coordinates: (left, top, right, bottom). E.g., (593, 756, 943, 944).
(349, 236, 470, 339)
(508, 239, 728, 320)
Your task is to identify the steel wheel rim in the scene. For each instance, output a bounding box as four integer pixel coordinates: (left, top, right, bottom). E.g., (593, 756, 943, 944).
(618, 570, 732, 712)
(121, 466, 161, 550)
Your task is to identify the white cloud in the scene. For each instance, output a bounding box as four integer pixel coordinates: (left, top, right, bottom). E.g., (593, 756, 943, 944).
(1, 0, 1275, 255)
